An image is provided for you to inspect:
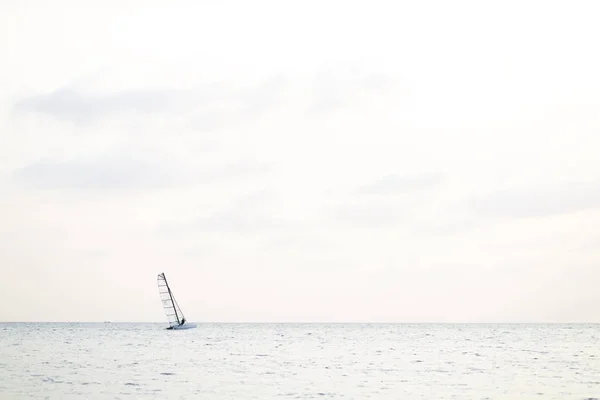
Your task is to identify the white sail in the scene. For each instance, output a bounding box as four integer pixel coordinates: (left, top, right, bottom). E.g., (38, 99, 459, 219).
(157, 273, 196, 330)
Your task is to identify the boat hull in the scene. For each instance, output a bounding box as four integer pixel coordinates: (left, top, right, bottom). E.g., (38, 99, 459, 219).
(166, 322, 197, 330)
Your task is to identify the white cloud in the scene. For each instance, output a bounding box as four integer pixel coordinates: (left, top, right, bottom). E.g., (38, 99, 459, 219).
(13, 87, 200, 124)
(358, 173, 442, 195)
(469, 179, 600, 218)
(11, 153, 270, 191)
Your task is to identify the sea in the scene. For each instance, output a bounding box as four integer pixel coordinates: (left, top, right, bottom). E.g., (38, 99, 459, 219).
(1, 323, 599, 399)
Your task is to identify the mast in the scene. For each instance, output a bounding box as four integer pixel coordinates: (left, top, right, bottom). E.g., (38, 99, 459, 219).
(162, 273, 181, 325)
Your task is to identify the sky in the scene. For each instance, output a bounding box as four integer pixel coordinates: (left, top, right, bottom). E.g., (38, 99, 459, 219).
(1, 0, 600, 323)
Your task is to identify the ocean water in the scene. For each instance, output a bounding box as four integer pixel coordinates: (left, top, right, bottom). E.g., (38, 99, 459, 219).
(1, 323, 599, 399)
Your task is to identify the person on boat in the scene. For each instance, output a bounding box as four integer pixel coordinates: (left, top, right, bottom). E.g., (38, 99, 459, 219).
(180, 318, 185, 325)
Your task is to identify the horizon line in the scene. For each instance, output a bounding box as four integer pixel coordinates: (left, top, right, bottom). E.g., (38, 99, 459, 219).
(1, 321, 599, 324)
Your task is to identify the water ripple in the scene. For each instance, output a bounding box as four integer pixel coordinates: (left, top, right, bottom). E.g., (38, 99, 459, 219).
(0, 323, 599, 399)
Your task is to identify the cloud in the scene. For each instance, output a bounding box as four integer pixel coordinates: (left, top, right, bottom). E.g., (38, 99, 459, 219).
(11, 69, 393, 133)
(261, 230, 333, 255)
(10, 156, 270, 191)
(469, 179, 600, 219)
(185, 75, 287, 133)
(188, 211, 285, 234)
(361, 73, 394, 91)
(13, 87, 202, 124)
(239, 75, 287, 117)
(330, 203, 405, 228)
(307, 70, 395, 115)
(410, 216, 483, 238)
(158, 189, 288, 235)
(307, 75, 345, 115)
(12, 77, 287, 126)
(577, 234, 600, 252)
(189, 190, 285, 234)
(324, 173, 443, 228)
(359, 172, 442, 195)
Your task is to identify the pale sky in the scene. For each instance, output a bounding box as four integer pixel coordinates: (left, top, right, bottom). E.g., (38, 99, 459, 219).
(1, 0, 600, 323)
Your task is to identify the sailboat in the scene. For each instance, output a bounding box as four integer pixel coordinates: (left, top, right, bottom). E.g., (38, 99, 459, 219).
(157, 272, 197, 330)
